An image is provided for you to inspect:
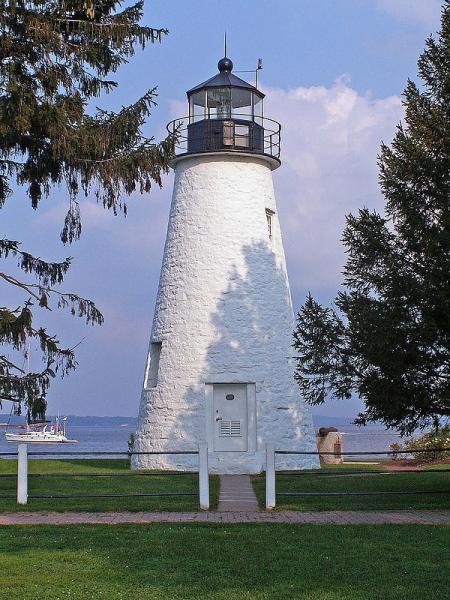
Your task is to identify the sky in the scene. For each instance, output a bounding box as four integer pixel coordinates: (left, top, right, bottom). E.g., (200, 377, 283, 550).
(1, 0, 444, 417)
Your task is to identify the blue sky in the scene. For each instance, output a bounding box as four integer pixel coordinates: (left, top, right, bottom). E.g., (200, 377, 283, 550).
(1, 0, 444, 417)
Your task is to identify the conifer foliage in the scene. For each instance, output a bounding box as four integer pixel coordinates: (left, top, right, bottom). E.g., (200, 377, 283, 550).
(293, 3, 450, 434)
(0, 0, 174, 417)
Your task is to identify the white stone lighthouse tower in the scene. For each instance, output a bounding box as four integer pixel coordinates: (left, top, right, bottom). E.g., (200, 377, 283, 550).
(133, 56, 318, 473)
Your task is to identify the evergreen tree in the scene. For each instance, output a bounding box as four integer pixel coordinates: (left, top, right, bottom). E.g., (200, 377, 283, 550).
(293, 3, 450, 434)
(0, 0, 174, 418)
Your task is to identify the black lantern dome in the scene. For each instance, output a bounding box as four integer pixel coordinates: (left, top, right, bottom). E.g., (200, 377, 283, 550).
(167, 57, 281, 162)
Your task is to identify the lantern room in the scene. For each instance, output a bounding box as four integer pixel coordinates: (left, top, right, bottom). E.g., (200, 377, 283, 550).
(167, 56, 281, 162)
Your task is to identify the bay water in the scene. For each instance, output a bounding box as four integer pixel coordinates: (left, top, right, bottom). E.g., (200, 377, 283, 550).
(0, 419, 406, 458)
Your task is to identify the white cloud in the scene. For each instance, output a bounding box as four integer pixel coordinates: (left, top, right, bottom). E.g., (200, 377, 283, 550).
(264, 78, 404, 301)
(376, 0, 442, 28)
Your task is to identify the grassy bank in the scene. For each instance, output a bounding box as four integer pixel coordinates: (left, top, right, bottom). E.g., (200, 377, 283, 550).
(0, 459, 219, 512)
(0, 523, 448, 599)
(252, 464, 450, 511)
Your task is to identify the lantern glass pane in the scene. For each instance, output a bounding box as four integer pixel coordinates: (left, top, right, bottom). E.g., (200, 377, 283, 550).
(207, 88, 232, 119)
(231, 88, 252, 109)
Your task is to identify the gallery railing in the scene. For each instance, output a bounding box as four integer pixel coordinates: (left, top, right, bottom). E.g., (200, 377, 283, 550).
(167, 114, 281, 160)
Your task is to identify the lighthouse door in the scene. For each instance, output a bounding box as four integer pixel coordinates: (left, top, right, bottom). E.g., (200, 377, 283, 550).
(213, 384, 248, 452)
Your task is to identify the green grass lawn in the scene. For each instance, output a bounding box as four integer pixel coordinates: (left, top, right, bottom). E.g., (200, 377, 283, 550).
(0, 459, 219, 512)
(252, 464, 450, 511)
(0, 523, 448, 599)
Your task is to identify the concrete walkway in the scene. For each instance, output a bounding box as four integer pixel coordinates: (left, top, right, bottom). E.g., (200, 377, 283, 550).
(217, 475, 259, 512)
(0, 511, 449, 525)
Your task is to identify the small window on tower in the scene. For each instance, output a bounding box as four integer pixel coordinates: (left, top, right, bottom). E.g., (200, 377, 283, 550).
(223, 121, 234, 146)
(266, 209, 275, 240)
(234, 124, 249, 148)
(146, 341, 162, 388)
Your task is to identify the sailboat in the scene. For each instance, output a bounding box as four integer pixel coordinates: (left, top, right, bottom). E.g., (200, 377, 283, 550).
(5, 415, 77, 444)
(4, 344, 77, 444)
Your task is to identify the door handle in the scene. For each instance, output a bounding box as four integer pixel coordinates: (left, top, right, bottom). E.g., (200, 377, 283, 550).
(215, 417, 222, 421)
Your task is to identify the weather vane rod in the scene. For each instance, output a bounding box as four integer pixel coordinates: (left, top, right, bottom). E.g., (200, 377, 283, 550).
(224, 31, 227, 56)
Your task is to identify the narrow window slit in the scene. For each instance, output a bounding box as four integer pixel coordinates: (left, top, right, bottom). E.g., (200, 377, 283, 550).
(266, 208, 275, 240)
(146, 341, 162, 388)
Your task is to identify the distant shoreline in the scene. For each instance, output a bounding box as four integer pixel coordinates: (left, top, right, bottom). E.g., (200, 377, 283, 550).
(0, 413, 387, 429)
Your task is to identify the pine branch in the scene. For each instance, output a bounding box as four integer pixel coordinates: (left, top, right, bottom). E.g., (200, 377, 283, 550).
(0, 0, 171, 417)
(0, 272, 104, 324)
(0, 239, 72, 286)
(0, 272, 43, 303)
(0, 355, 25, 375)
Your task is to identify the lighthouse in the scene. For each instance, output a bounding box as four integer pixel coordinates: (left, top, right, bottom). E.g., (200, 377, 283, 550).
(133, 56, 318, 473)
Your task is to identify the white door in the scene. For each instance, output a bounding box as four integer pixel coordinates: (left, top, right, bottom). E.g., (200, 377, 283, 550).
(213, 384, 248, 452)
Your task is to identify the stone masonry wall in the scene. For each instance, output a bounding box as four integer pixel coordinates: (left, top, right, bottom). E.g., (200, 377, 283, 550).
(133, 153, 319, 473)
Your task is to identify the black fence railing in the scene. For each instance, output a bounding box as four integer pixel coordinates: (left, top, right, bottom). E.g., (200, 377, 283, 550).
(275, 448, 450, 456)
(1, 446, 210, 509)
(265, 446, 450, 509)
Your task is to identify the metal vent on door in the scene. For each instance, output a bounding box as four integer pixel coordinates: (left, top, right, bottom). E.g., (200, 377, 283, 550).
(219, 420, 241, 437)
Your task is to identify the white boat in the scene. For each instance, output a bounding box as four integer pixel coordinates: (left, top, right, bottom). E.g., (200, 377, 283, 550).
(5, 417, 77, 444)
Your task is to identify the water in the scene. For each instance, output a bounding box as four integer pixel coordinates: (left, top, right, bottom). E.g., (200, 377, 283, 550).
(0, 422, 407, 458)
(0, 425, 134, 456)
(339, 426, 405, 456)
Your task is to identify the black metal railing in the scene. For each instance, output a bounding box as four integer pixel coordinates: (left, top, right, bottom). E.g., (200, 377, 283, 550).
(266, 446, 450, 508)
(0, 448, 209, 508)
(167, 114, 281, 160)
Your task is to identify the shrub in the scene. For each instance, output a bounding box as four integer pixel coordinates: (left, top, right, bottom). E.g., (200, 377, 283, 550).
(389, 442, 402, 460)
(393, 427, 450, 463)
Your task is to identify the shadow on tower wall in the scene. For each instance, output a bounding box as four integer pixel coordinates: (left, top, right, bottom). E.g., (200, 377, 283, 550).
(134, 240, 318, 471)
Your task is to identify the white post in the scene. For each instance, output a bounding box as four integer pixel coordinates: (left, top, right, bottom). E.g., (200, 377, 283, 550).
(198, 442, 209, 510)
(266, 443, 276, 510)
(17, 443, 28, 505)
